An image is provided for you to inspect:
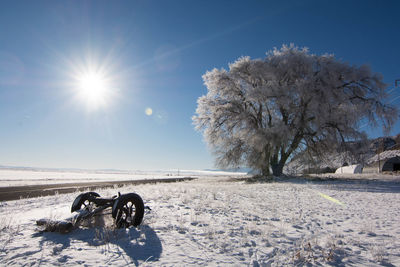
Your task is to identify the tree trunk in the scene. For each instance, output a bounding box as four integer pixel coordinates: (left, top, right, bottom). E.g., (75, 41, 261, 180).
(261, 165, 270, 176)
(271, 162, 284, 176)
(271, 154, 289, 176)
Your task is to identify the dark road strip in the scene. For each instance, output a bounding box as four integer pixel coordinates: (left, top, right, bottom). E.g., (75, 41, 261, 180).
(0, 177, 196, 201)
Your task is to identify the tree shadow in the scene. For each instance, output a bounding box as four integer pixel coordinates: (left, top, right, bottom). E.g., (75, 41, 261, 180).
(33, 219, 162, 266)
(277, 176, 400, 194)
(323, 179, 400, 194)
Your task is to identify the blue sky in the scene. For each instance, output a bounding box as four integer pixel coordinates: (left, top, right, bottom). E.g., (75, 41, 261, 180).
(0, 0, 399, 170)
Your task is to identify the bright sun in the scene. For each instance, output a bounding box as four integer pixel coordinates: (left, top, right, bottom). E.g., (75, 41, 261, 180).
(68, 54, 121, 111)
(76, 70, 110, 110)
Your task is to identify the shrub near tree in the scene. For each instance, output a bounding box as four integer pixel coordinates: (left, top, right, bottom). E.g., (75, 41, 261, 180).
(193, 44, 397, 177)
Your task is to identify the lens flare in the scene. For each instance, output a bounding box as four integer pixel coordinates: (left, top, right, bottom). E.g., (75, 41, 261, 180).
(318, 192, 345, 206)
(145, 108, 153, 116)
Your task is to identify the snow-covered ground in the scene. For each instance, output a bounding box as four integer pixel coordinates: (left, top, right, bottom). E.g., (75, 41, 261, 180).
(1, 175, 400, 266)
(0, 168, 247, 186)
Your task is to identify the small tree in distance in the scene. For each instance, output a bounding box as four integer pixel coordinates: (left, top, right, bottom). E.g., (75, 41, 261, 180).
(193, 44, 397, 177)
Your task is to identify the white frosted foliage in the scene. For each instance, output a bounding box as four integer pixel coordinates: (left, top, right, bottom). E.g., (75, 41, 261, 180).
(193, 44, 397, 176)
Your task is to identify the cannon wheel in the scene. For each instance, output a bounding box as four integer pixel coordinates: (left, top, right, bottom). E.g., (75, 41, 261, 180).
(112, 193, 144, 228)
(71, 192, 100, 213)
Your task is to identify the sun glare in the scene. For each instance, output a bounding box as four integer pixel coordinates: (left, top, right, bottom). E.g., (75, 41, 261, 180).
(67, 52, 123, 111)
(75, 70, 111, 110)
(79, 72, 106, 100)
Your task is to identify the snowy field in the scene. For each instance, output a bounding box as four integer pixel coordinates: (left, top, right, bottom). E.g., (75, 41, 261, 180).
(0, 168, 246, 186)
(1, 175, 400, 266)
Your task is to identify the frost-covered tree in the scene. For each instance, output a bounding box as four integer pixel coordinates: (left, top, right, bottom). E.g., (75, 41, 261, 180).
(193, 44, 397, 176)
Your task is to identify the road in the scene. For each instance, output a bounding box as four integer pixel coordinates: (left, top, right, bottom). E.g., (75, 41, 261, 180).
(0, 177, 196, 201)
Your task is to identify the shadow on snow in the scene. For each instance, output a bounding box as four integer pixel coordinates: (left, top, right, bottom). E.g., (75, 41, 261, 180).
(33, 224, 162, 266)
(277, 176, 400, 194)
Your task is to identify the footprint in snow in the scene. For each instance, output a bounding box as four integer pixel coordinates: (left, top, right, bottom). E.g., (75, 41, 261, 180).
(57, 255, 71, 263)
